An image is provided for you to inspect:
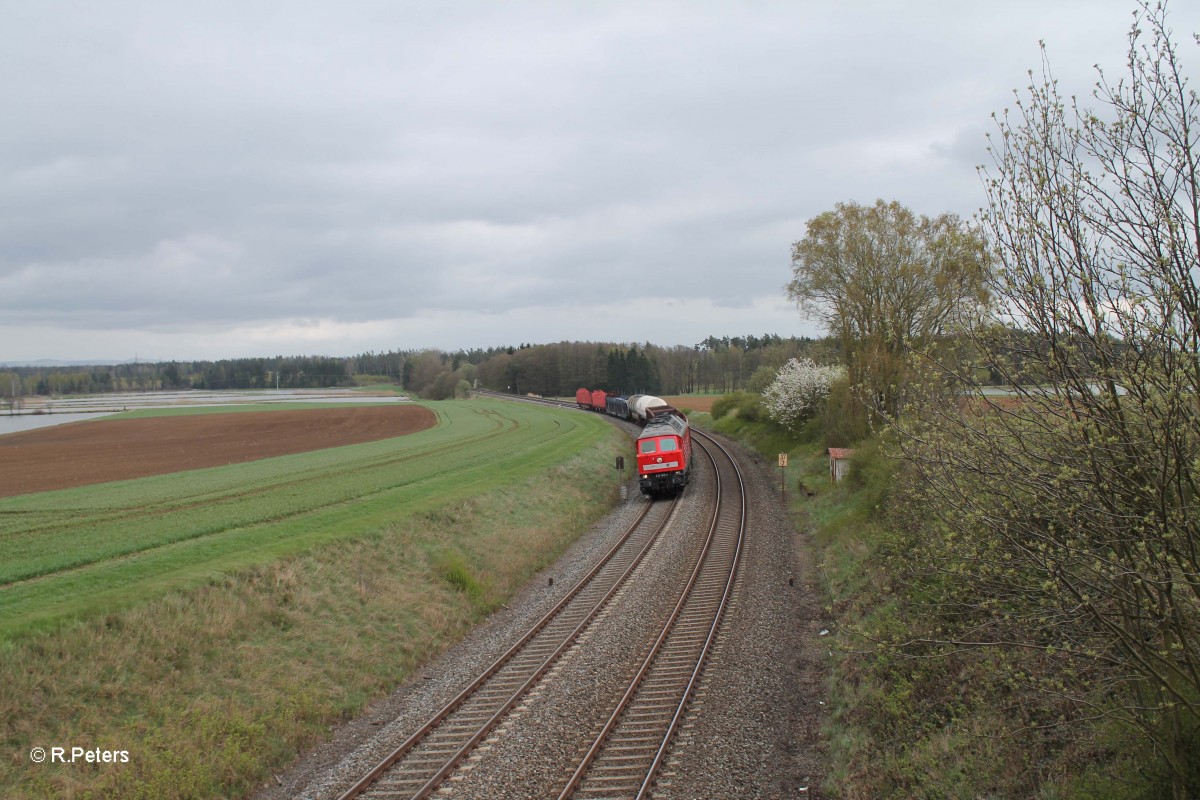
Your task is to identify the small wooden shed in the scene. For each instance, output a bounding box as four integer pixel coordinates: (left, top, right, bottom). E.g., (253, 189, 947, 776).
(827, 448, 854, 483)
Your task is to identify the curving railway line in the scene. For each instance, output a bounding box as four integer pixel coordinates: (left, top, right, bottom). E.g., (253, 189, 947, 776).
(330, 392, 749, 799)
(562, 428, 745, 799)
(337, 492, 683, 799)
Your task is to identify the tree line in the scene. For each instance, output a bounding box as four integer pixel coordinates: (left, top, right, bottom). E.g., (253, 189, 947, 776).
(0, 335, 832, 403)
(2, 355, 358, 398)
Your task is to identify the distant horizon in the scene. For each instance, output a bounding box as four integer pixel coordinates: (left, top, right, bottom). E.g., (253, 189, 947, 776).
(1, 331, 832, 368)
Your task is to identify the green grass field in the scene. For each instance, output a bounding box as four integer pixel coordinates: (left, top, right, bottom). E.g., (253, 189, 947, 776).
(1, 396, 628, 799)
(0, 397, 614, 638)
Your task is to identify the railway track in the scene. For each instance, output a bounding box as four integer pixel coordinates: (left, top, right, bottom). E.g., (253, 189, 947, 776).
(471, 388, 573, 410)
(337, 487, 683, 799)
(335, 392, 747, 799)
(560, 429, 745, 799)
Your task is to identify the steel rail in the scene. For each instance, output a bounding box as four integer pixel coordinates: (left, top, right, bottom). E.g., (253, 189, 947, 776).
(472, 388, 577, 410)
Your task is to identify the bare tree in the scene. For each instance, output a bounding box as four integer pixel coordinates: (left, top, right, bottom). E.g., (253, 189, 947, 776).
(894, 4, 1200, 793)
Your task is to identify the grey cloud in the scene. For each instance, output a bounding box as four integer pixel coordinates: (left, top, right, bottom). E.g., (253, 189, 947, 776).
(2, 0, 1195, 359)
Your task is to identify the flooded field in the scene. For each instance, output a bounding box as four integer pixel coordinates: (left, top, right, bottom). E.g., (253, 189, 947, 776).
(0, 412, 118, 435)
(0, 388, 407, 436)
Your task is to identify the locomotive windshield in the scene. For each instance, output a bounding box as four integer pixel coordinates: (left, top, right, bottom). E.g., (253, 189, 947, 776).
(639, 436, 679, 454)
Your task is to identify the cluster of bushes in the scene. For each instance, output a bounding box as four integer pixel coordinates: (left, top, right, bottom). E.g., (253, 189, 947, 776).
(707, 368, 868, 451)
(702, 362, 1196, 797)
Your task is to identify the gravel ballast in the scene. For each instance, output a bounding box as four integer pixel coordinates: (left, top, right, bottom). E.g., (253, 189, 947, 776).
(253, 427, 828, 800)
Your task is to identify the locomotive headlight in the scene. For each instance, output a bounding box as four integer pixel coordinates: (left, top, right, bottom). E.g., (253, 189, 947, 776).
(656, 456, 662, 463)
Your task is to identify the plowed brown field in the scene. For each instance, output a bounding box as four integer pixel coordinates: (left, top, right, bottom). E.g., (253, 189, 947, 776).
(660, 395, 721, 413)
(0, 405, 436, 498)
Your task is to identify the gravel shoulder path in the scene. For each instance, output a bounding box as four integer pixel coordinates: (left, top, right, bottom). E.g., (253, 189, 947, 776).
(659, 432, 830, 799)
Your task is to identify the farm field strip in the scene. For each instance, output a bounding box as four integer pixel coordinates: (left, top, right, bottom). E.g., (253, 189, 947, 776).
(0, 404, 532, 575)
(0, 406, 504, 560)
(0, 403, 437, 500)
(2, 407, 473, 528)
(0, 399, 609, 638)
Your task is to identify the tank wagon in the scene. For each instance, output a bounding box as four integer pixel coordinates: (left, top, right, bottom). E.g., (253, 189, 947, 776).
(626, 394, 643, 418)
(635, 409, 692, 495)
(632, 395, 669, 424)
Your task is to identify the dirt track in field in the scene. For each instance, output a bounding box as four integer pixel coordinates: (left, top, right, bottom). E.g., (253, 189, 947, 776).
(0, 405, 437, 498)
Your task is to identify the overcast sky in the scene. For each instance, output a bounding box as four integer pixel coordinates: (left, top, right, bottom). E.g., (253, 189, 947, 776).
(2, 1, 1196, 362)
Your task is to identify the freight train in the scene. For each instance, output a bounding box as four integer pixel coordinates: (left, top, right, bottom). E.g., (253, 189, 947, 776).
(574, 389, 692, 496)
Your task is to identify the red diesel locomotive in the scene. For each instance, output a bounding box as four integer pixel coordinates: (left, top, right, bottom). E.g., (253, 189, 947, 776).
(635, 408, 692, 496)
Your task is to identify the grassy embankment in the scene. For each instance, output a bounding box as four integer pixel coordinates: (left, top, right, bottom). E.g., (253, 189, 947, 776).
(693, 394, 1152, 799)
(691, 401, 986, 796)
(1, 397, 627, 799)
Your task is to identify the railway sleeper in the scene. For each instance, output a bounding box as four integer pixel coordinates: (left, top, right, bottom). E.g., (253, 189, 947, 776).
(405, 742, 462, 754)
(606, 728, 668, 739)
(518, 648, 562, 663)
(580, 772, 646, 783)
(652, 654, 702, 664)
(425, 728, 484, 741)
(604, 738, 672, 753)
(587, 770, 649, 782)
(365, 778, 430, 793)
(602, 736, 667, 748)
(600, 753, 662, 764)
(493, 665, 539, 679)
(620, 722, 674, 734)
(625, 705, 680, 717)
(418, 735, 475, 749)
(472, 688, 522, 702)
(574, 789, 639, 799)
(400, 752, 462, 764)
(580, 782, 648, 796)
(472, 682, 524, 695)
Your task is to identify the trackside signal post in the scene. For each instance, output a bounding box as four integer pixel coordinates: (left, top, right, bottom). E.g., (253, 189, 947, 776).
(778, 453, 788, 500)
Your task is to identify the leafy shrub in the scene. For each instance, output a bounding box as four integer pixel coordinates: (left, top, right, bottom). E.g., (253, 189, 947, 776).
(710, 391, 764, 421)
(820, 376, 869, 447)
(746, 364, 779, 395)
(847, 436, 895, 510)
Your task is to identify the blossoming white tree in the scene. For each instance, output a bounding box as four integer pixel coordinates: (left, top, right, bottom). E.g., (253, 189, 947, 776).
(761, 358, 844, 431)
